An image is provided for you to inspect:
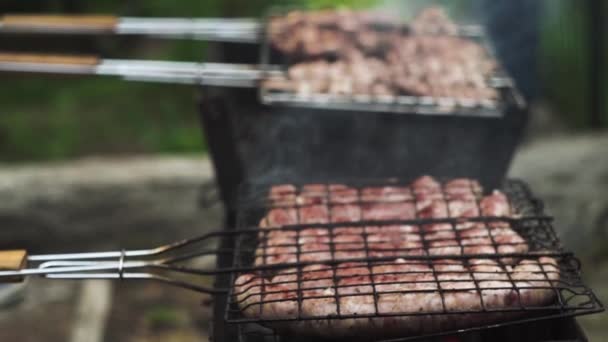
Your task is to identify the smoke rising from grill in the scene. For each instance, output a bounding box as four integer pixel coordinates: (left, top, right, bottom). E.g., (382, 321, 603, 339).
(202, 3, 528, 207)
(374, 0, 540, 100)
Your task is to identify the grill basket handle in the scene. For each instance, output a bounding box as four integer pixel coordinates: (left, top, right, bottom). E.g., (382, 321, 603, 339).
(1, 15, 119, 33)
(0, 250, 27, 283)
(0, 53, 100, 74)
(0, 15, 261, 42)
(0, 53, 99, 66)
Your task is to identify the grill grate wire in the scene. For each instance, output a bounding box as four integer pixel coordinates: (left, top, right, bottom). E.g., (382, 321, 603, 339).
(217, 179, 603, 341)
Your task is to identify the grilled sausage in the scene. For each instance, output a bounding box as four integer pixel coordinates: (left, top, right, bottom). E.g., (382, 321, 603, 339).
(237, 176, 556, 337)
(234, 256, 559, 338)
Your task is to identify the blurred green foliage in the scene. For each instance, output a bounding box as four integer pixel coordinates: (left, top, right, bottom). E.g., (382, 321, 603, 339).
(0, 0, 602, 161)
(0, 78, 204, 160)
(0, 0, 375, 161)
(539, 0, 596, 129)
(144, 306, 186, 330)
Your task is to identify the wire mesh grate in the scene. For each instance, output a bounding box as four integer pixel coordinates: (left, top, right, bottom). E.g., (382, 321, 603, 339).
(221, 178, 602, 341)
(236, 178, 545, 225)
(258, 11, 523, 117)
(226, 252, 601, 337)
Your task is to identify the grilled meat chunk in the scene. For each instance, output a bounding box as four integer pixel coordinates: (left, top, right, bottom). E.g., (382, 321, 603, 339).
(264, 7, 498, 101)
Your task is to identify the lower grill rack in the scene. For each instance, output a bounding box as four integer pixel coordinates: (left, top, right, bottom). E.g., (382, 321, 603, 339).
(224, 252, 601, 341)
(214, 178, 603, 341)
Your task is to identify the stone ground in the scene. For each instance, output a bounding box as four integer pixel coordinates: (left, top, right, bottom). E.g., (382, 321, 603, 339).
(0, 133, 605, 341)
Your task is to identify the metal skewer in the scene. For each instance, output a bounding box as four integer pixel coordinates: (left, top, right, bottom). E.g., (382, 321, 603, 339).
(0, 15, 262, 42)
(0, 52, 513, 116)
(0, 14, 487, 43)
(0, 52, 283, 86)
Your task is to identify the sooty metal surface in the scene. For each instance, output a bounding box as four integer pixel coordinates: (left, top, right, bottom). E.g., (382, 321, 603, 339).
(199, 88, 527, 217)
(234, 316, 590, 342)
(199, 22, 528, 217)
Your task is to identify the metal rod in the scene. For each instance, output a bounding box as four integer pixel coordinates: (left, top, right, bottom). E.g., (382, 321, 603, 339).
(0, 17, 262, 42)
(0, 57, 275, 87)
(118, 18, 261, 42)
(0, 16, 483, 43)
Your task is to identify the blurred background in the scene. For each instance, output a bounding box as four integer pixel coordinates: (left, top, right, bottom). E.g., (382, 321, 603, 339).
(0, 0, 604, 161)
(0, 0, 606, 341)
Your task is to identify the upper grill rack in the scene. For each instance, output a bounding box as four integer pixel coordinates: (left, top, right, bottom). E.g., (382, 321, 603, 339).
(0, 8, 522, 117)
(260, 91, 504, 117)
(257, 14, 524, 117)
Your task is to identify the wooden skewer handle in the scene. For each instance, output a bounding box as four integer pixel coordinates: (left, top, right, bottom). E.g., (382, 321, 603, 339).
(0, 250, 27, 283)
(0, 52, 99, 66)
(1, 15, 119, 32)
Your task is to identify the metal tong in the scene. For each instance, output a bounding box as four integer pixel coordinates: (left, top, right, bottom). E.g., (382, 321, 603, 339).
(0, 230, 249, 294)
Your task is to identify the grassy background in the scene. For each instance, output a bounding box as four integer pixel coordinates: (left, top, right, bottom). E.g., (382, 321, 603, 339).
(0, 0, 603, 161)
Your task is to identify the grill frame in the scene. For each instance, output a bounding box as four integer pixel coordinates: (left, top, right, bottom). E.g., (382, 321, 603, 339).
(234, 315, 594, 342)
(211, 178, 603, 341)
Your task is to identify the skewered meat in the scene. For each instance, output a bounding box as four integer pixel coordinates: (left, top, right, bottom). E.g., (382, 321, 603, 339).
(268, 9, 401, 57)
(264, 33, 498, 100)
(410, 6, 458, 35)
(264, 6, 498, 101)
